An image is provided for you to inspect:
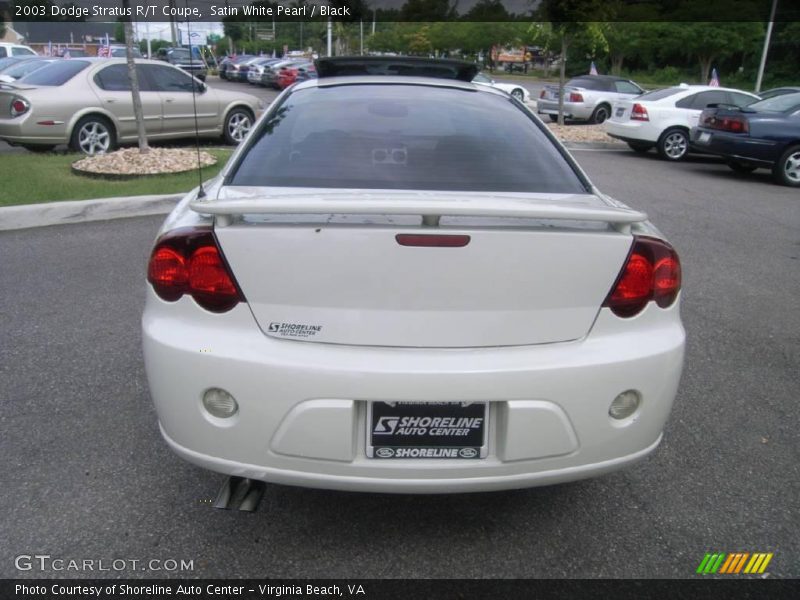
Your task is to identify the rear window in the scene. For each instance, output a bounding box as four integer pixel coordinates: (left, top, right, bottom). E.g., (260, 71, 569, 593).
(747, 92, 800, 112)
(229, 84, 587, 194)
(567, 78, 603, 90)
(18, 60, 89, 85)
(637, 87, 682, 102)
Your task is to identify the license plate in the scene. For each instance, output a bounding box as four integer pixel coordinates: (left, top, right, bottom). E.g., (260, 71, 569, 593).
(367, 401, 488, 459)
(616, 107, 625, 117)
(698, 132, 711, 144)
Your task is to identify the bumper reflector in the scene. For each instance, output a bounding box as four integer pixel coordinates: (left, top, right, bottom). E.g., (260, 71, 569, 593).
(609, 390, 641, 420)
(202, 388, 239, 419)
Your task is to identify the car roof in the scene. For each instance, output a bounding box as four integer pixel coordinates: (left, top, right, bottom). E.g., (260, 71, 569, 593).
(568, 74, 630, 82)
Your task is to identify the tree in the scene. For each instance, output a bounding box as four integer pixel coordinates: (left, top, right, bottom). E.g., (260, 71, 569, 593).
(533, 0, 613, 124)
(122, 0, 149, 154)
(603, 22, 661, 75)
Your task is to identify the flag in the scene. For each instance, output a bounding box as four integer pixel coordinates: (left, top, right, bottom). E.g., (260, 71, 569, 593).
(709, 68, 720, 87)
(589, 61, 598, 75)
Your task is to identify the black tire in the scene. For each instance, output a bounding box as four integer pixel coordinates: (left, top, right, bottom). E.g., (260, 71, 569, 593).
(772, 144, 800, 187)
(656, 127, 689, 161)
(69, 115, 117, 155)
(510, 88, 525, 102)
(627, 141, 654, 154)
(590, 104, 611, 124)
(726, 161, 757, 174)
(548, 114, 559, 123)
(222, 107, 254, 146)
(22, 144, 56, 153)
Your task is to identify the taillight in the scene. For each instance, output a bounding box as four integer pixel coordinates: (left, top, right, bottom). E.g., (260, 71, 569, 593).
(10, 98, 29, 118)
(630, 103, 649, 121)
(147, 227, 243, 313)
(603, 236, 681, 318)
(701, 113, 749, 133)
(569, 92, 584, 103)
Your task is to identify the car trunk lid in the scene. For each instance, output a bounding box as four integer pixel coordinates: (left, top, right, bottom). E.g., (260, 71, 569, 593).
(202, 188, 644, 348)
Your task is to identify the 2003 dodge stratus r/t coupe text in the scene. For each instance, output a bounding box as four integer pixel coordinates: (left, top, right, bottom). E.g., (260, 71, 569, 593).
(142, 58, 685, 494)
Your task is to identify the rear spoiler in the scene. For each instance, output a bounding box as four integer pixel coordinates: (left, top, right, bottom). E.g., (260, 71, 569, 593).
(190, 195, 647, 232)
(315, 56, 478, 82)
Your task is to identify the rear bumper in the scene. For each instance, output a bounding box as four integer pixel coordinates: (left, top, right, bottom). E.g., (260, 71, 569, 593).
(0, 117, 66, 145)
(537, 99, 593, 120)
(606, 120, 660, 143)
(142, 290, 685, 493)
(690, 129, 778, 166)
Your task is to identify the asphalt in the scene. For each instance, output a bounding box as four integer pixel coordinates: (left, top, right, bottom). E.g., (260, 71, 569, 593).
(0, 149, 797, 579)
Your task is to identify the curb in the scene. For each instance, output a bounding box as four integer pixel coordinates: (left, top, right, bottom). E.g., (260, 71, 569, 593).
(0, 193, 182, 232)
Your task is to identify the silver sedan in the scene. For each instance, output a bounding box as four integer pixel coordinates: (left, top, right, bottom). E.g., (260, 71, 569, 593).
(0, 58, 264, 154)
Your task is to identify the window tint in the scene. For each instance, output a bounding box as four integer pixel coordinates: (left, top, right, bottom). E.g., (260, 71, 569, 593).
(144, 64, 195, 92)
(0, 48, 6, 58)
(639, 87, 682, 102)
(230, 85, 587, 194)
(728, 92, 757, 107)
(18, 60, 89, 85)
(3, 60, 49, 79)
(567, 78, 601, 90)
(677, 91, 728, 109)
(13, 47, 36, 56)
(94, 64, 132, 91)
(747, 92, 800, 112)
(615, 81, 642, 94)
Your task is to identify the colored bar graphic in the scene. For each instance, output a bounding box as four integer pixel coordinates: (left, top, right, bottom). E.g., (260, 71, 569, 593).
(733, 553, 749, 573)
(699, 552, 774, 575)
(719, 554, 736, 574)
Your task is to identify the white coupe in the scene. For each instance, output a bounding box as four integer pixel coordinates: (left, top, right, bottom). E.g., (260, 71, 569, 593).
(142, 57, 685, 495)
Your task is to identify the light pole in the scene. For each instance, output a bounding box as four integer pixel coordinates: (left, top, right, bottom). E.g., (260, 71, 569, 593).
(755, 0, 778, 93)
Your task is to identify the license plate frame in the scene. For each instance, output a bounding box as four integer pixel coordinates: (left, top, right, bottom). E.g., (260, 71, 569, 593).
(366, 401, 489, 460)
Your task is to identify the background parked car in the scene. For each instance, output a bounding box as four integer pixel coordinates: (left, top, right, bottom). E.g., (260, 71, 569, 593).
(261, 59, 309, 88)
(220, 55, 254, 81)
(108, 45, 143, 58)
(605, 84, 760, 160)
(0, 57, 57, 83)
(757, 86, 800, 100)
(691, 92, 800, 186)
(231, 56, 265, 82)
(472, 72, 530, 102)
(538, 75, 645, 124)
(275, 61, 314, 89)
(0, 58, 262, 154)
(0, 43, 37, 58)
(246, 58, 281, 85)
(155, 47, 208, 81)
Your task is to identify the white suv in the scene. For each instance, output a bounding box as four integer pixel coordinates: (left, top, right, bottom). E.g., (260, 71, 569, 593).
(605, 84, 759, 160)
(0, 43, 37, 58)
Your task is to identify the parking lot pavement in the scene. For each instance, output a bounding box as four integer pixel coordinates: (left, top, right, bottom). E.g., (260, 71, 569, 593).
(1, 150, 797, 579)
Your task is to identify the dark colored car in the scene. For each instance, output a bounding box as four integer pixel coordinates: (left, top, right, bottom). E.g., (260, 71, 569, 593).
(155, 47, 207, 81)
(757, 87, 800, 101)
(690, 92, 800, 187)
(294, 63, 317, 84)
(218, 55, 253, 81)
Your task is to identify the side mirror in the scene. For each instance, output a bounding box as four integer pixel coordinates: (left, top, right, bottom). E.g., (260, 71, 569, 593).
(195, 82, 206, 93)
